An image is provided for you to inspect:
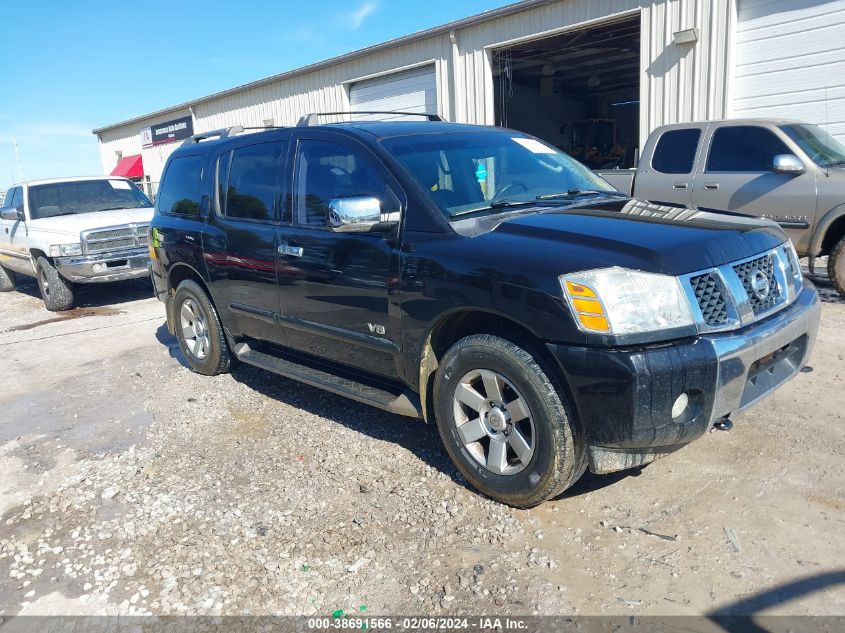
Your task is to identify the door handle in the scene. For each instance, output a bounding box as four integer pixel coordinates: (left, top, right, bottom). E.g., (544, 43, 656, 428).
(702, 183, 720, 191)
(278, 244, 304, 258)
(673, 182, 688, 190)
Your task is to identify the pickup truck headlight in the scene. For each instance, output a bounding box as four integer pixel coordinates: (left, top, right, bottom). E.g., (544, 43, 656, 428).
(561, 267, 694, 335)
(48, 243, 83, 257)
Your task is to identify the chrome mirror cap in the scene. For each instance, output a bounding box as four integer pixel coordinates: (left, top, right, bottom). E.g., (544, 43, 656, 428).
(328, 196, 392, 233)
(772, 154, 805, 175)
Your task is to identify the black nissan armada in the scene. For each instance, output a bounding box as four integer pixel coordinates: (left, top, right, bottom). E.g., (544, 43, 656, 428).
(148, 113, 820, 507)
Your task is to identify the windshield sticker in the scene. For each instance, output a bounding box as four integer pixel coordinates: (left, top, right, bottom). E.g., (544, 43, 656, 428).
(109, 180, 132, 190)
(475, 162, 488, 183)
(512, 137, 556, 154)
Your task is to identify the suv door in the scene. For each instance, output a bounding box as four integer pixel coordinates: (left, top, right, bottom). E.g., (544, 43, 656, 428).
(635, 125, 706, 206)
(203, 136, 288, 346)
(692, 124, 817, 243)
(276, 132, 404, 379)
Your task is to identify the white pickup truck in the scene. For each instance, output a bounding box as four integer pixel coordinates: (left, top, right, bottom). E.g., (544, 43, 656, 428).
(597, 119, 845, 296)
(0, 176, 154, 310)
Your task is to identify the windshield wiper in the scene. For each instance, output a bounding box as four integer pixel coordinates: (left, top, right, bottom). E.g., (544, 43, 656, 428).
(823, 160, 845, 168)
(536, 188, 627, 200)
(451, 199, 536, 217)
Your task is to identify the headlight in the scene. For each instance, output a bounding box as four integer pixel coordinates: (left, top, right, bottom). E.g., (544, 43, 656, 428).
(561, 267, 694, 335)
(48, 243, 83, 257)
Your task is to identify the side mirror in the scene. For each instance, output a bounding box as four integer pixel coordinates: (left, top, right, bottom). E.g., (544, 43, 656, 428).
(327, 196, 398, 233)
(0, 206, 23, 221)
(772, 154, 805, 175)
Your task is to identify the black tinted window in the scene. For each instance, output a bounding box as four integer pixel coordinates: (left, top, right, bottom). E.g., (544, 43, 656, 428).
(158, 156, 203, 216)
(223, 141, 283, 221)
(652, 129, 701, 174)
(293, 139, 398, 227)
(707, 126, 790, 172)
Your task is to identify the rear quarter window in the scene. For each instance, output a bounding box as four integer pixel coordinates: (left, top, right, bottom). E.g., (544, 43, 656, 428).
(158, 155, 203, 216)
(651, 129, 701, 174)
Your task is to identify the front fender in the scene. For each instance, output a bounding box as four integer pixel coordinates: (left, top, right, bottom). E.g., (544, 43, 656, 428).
(810, 203, 845, 256)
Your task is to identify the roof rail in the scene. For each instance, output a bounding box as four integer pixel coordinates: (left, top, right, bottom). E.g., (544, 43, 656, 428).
(297, 111, 444, 126)
(181, 125, 244, 146)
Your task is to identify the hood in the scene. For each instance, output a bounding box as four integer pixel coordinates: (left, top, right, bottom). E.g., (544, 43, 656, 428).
(26, 207, 154, 240)
(452, 197, 787, 276)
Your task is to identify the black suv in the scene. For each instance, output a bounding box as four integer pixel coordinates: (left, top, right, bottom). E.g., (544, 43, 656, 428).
(149, 114, 820, 507)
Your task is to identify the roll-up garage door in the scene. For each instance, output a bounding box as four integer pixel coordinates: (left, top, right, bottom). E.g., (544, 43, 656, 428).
(349, 65, 437, 119)
(734, 0, 845, 141)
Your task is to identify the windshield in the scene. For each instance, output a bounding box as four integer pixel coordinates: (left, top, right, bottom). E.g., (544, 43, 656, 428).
(780, 124, 845, 168)
(381, 131, 619, 218)
(27, 179, 152, 220)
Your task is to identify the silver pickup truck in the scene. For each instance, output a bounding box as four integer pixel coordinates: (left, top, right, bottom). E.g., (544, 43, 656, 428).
(597, 119, 845, 296)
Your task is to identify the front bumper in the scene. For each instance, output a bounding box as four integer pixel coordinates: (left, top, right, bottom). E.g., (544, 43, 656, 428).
(54, 247, 151, 283)
(548, 280, 820, 474)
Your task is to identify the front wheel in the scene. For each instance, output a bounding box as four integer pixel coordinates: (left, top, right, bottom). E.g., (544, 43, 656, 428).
(433, 334, 586, 508)
(35, 256, 74, 311)
(828, 235, 845, 296)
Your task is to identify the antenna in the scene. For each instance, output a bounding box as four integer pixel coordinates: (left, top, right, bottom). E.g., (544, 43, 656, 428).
(12, 136, 24, 182)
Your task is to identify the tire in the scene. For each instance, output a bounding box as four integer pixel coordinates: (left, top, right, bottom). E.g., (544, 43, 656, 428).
(173, 279, 232, 376)
(828, 235, 845, 296)
(35, 256, 74, 311)
(433, 334, 586, 508)
(0, 264, 15, 292)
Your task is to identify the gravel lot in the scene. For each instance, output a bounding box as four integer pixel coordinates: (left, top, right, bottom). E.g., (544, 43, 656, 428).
(1, 265, 843, 618)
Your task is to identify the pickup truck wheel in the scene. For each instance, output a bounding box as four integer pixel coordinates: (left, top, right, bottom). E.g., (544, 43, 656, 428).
(0, 264, 15, 292)
(173, 279, 232, 375)
(828, 236, 845, 296)
(35, 256, 74, 311)
(433, 334, 586, 508)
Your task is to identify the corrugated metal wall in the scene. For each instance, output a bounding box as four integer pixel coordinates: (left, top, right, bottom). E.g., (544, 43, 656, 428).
(97, 0, 735, 184)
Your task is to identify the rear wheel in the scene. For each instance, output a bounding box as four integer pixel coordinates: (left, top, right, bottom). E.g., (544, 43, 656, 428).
(173, 279, 232, 375)
(828, 235, 845, 296)
(35, 256, 74, 311)
(433, 334, 586, 508)
(0, 264, 15, 292)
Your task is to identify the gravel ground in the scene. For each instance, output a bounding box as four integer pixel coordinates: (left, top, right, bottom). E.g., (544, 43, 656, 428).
(0, 264, 843, 618)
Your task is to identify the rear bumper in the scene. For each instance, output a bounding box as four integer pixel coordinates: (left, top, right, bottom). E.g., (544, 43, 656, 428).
(548, 280, 820, 474)
(55, 248, 150, 283)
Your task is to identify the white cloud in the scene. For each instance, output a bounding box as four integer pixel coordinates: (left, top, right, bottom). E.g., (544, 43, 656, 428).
(348, 1, 379, 29)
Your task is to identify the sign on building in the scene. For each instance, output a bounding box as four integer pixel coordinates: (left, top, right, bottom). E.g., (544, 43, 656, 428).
(143, 115, 194, 146)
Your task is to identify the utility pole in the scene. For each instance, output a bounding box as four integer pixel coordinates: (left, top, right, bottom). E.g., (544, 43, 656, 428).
(12, 136, 24, 182)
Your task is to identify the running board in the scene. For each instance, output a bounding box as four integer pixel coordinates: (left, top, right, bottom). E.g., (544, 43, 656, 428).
(234, 343, 421, 419)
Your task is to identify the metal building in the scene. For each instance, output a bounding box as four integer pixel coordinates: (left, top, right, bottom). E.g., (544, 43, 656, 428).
(92, 0, 845, 191)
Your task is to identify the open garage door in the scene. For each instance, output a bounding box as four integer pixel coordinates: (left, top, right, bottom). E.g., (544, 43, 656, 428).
(493, 15, 641, 169)
(734, 0, 845, 142)
(350, 65, 437, 120)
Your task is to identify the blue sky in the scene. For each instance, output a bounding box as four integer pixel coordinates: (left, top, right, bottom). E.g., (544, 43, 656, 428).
(0, 0, 510, 190)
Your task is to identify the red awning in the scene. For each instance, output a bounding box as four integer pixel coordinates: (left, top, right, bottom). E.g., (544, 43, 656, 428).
(110, 154, 144, 179)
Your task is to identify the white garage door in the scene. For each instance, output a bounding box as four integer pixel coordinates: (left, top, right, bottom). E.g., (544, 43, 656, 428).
(734, 0, 845, 141)
(349, 65, 437, 120)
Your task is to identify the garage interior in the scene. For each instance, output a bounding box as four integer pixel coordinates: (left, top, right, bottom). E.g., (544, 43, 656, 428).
(493, 15, 641, 169)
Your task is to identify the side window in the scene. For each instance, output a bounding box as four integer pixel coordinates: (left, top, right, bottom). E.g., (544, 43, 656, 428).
(8, 188, 22, 208)
(292, 139, 400, 228)
(706, 126, 791, 172)
(652, 129, 701, 174)
(158, 155, 203, 216)
(222, 141, 284, 222)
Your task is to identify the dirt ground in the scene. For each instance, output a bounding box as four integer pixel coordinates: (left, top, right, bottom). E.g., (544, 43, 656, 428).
(0, 265, 843, 619)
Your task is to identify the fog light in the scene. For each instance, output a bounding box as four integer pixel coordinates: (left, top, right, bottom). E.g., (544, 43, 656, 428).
(93, 263, 104, 272)
(671, 393, 689, 419)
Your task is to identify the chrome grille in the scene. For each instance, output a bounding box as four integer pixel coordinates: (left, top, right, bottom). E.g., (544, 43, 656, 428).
(83, 224, 148, 254)
(689, 273, 729, 326)
(733, 253, 781, 314)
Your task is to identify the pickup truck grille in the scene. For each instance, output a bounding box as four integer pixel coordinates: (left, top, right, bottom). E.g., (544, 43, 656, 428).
(683, 246, 800, 332)
(83, 224, 148, 254)
(733, 253, 781, 314)
(689, 273, 729, 326)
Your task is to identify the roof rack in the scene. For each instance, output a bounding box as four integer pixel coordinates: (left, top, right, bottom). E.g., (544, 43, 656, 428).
(296, 111, 444, 126)
(181, 126, 244, 146)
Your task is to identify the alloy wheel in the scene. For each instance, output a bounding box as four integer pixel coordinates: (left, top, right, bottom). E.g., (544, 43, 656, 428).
(180, 298, 210, 360)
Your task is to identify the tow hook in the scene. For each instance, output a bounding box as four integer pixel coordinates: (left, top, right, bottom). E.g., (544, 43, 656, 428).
(713, 418, 733, 432)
